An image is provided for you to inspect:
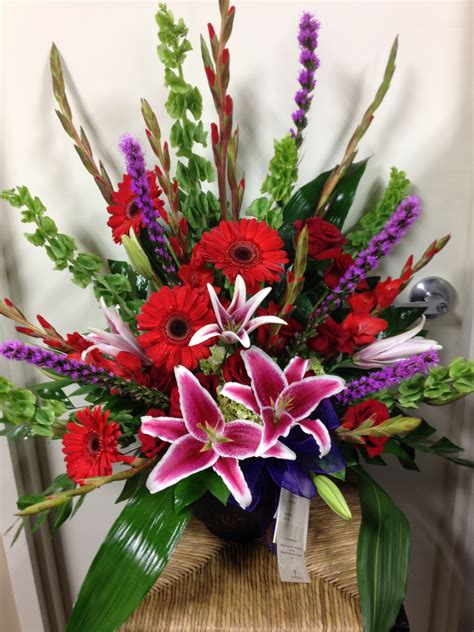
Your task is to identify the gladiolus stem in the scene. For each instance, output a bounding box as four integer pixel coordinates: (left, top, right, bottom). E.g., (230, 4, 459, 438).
(16, 459, 156, 517)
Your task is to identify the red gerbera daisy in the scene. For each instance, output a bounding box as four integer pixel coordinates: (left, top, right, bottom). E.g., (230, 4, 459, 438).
(62, 407, 133, 484)
(196, 219, 288, 292)
(137, 286, 214, 372)
(106, 171, 165, 243)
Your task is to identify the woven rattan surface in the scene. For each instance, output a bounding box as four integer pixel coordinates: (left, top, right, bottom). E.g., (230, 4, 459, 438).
(122, 485, 362, 631)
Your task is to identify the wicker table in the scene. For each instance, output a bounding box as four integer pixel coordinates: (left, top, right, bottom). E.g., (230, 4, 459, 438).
(123, 486, 363, 631)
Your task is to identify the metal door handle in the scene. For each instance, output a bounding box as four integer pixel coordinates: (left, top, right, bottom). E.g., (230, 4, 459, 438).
(406, 276, 456, 319)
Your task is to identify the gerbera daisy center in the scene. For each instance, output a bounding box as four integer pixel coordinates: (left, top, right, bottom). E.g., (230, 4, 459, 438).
(229, 241, 259, 266)
(86, 431, 102, 457)
(126, 201, 140, 218)
(166, 314, 191, 341)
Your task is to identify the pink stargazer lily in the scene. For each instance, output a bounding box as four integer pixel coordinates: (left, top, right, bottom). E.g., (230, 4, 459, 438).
(352, 316, 442, 369)
(221, 347, 346, 457)
(141, 365, 295, 509)
(83, 298, 149, 363)
(189, 275, 287, 348)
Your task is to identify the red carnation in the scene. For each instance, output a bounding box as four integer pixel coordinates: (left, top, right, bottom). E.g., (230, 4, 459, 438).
(62, 407, 133, 484)
(295, 217, 346, 260)
(106, 171, 165, 243)
(341, 399, 390, 457)
(196, 219, 288, 292)
(308, 317, 354, 358)
(341, 313, 388, 346)
(137, 286, 214, 372)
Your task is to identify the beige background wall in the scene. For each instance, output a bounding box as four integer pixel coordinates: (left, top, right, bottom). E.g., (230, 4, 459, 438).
(1, 1, 472, 631)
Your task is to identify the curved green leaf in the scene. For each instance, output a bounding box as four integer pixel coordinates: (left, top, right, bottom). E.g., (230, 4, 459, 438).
(67, 485, 191, 632)
(354, 465, 411, 632)
(324, 159, 369, 229)
(282, 159, 369, 226)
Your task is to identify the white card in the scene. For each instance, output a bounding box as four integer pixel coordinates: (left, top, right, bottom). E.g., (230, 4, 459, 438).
(274, 488, 311, 583)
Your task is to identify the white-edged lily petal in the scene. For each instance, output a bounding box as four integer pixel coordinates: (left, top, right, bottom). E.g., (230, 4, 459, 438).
(220, 382, 260, 414)
(246, 315, 287, 334)
(213, 457, 252, 509)
(207, 283, 229, 329)
(189, 323, 221, 346)
(228, 275, 247, 312)
(242, 347, 287, 409)
(141, 416, 187, 442)
(298, 418, 332, 457)
(146, 434, 219, 494)
(284, 357, 310, 384)
(175, 365, 224, 440)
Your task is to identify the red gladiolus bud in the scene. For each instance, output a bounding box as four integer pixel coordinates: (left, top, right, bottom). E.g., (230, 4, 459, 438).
(205, 66, 216, 87)
(172, 179, 178, 194)
(145, 129, 152, 140)
(228, 6, 235, 16)
(155, 164, 163, 177)
(15, 326, 36, 336)
(225, 95, 233, 116)
(222, 48, 230, 66)
(208, 23, 216, 39)
(36, 315, 53, 330)
(211, 123, 219, 145)
(239, 177, 245, 190)
(4, 298, 13, 307)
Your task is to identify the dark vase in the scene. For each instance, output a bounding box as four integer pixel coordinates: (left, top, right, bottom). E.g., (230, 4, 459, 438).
(193, 492, 261, 542)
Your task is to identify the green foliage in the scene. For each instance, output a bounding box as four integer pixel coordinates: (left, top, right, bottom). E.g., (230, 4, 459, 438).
(247, 135, 298, 228)
(403, 420, 474, 468)
(67, 485, 191, 632)
(354, 465, 411, 632)
(155, 3, 215, 235)
(2, 186, 102, 286)
(345, 167, 410, 254)
(0, 377, 66, 439)
(282, 159, 368, 226)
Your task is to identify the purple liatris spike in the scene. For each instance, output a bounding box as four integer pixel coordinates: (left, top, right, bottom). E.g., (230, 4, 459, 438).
(119, 134, 176, 275)
(316, 195, 421, 318)
(0, 340, 167, 407)
(335, 349, 440, 406)
(290, 11, 321, 147)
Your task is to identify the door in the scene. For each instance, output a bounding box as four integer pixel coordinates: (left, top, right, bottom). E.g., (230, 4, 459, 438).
(1, 2, 472, 631)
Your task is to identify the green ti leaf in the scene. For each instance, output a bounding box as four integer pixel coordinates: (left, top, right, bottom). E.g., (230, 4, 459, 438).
(67, 485, 191, 632)
(282, 159, 368, 226)
(354, 465, 411, 632)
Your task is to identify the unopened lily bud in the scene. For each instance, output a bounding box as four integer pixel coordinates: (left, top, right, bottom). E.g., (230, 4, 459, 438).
(121, 229, 154, 280)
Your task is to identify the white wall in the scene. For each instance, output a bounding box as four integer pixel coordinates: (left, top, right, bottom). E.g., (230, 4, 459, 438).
(1, 2, 472, 631)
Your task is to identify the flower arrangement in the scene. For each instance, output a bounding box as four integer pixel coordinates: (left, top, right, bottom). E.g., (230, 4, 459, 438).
(1, 3, 473, 632)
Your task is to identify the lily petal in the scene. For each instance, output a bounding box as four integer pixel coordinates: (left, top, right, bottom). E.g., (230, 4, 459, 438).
(260, 441, 297, 461)
(228, 275, 247, 313)
(245, 315, 287, 334)
(146, 434, 218, 493)
(175, 365, 224, 440)
(279, 376, 346, 421)
(213, 457, 252, 509)
(189, 323, 221, 347)
(242, 347, 287, 409)
(207, 283, 229, 330)
(298, 418, 332, 457)
(256, 407, 294, 456)
(220, 382, 260, 414)
(233, 286, 272, 326)
(220, 329, 251, 348)
(284, 357, 310, 384)
(141, 416, 187, 442)
(214, 420, 263, 458)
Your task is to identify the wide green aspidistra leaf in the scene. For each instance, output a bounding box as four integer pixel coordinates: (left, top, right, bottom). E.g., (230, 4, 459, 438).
(354, 465, 411, 632)
(67, 485, 191, 632)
